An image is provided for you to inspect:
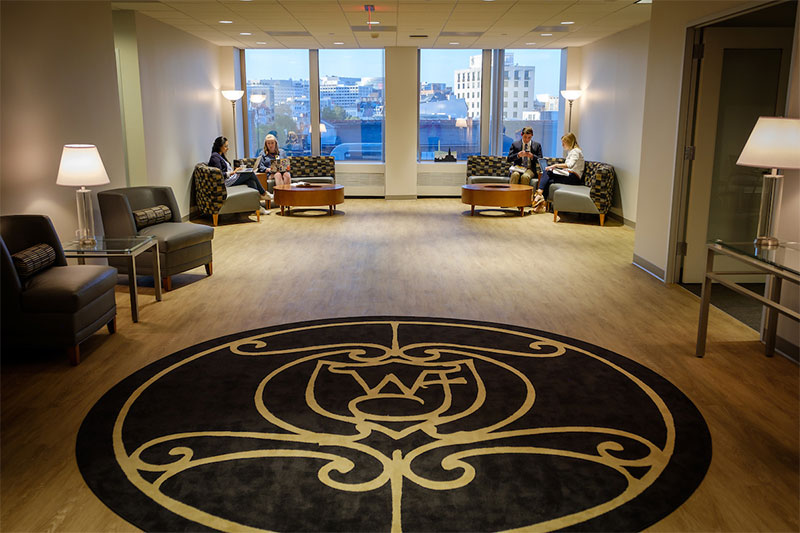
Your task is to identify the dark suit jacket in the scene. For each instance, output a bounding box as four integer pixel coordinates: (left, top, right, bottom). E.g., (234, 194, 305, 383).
(208, 152, 230, 174)
(507, 139, 543, 172)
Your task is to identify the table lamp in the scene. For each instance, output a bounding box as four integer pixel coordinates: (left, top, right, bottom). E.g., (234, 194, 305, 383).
(736, 116, 800, 248)
(56, 144, 110, 245)
(560, 89, 582, 132)
(222, 89, 245, 159)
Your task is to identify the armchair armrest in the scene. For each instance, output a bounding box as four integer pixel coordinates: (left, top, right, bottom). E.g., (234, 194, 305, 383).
(586, 164, 616, 215)
(193, 163, 228, 216)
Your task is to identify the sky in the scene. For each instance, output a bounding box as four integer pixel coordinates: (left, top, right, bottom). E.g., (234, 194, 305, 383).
(245, 48, 562, 96)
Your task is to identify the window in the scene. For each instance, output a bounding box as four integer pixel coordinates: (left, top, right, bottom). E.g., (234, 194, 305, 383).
(318, 49, 384, 161)
(419, 49, 482, 161)
(244, 49, 311, 157)
(501, 50, 563, 157)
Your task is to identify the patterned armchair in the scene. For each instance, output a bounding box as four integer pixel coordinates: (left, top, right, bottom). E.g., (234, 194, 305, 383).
(192, 163, 261, 226)
(543, 157, 616, 226)
(466, 155, 540, 189)
(235, 156, 335, 195)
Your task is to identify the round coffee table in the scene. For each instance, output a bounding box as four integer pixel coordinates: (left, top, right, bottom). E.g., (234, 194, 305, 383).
(461, 183, 533, 216)
(273, 183, 345, 216)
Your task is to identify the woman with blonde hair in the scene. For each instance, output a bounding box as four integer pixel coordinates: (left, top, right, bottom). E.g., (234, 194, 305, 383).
(255, 133, 291, 186)
(533, 132, 585, 211)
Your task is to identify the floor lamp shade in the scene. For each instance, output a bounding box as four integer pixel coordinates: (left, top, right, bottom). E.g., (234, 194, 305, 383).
(222, 90, 245, 160)
(736, 117, 800, 247)
(560, 90, 582, 133)
(56, 144, 110, 245)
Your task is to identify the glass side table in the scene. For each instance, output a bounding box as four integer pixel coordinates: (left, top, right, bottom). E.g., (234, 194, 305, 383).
(61, 236, 162, 323)
(696, 240, 800, 357)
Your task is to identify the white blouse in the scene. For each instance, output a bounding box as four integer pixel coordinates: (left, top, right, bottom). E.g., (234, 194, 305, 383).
(565, 147, 585, 178)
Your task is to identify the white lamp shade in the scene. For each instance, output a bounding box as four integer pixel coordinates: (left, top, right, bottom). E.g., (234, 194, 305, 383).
(56, 144, 110, 186)
(737, 117, 800, 169)
(222, 89, 245, 101)
(560, 90, 583, 101)
(250, 94, 267, 104)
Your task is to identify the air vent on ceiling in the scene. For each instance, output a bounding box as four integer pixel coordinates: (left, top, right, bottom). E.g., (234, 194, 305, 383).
(532, 26, 569, 32)
(350, 25, 397, 32)
(409, 34, 429, 38)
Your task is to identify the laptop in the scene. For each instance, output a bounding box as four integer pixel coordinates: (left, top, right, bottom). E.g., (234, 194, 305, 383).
(537, 157, 550, 175)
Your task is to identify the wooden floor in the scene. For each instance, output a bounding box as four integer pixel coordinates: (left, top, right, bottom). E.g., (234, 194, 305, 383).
(1, 198, 797, 532)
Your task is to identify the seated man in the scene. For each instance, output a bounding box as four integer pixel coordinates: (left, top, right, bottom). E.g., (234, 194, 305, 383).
(507, 126, 543, 186)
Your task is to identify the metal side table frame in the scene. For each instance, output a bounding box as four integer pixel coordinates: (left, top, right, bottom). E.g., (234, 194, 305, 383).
(696, 240, 800, 357)
(62, 236, 162, 323)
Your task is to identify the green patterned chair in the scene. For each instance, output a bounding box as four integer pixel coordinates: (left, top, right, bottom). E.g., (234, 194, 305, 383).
(543, 157, 616, 226)
(192, 163, 261, 226)
(235, 156, 335, 195)
(466, 155, 540, 189)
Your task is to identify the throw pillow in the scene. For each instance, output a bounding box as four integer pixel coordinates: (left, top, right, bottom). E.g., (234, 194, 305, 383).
(132, 205, 172, 229)
(12, 243, 56, 279)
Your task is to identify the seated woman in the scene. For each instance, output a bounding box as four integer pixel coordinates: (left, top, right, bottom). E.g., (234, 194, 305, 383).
(255, 134, 291, 187)
(534, 132, 585, 212)
(208, 136, 269, 209)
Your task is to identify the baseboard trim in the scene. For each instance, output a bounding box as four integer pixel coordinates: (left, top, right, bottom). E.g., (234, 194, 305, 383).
(608, 211, 635, 228)
(632, 254, 666, 281)
(775, 335, 800, 363)
(385, 195, 417, 200)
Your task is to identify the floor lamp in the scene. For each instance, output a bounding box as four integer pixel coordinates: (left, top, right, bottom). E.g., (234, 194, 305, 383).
(222, 90, 245, 160)
(560, 90, 582, 133)
(736, 116, 800, 248)
(56, 144, 110, 245)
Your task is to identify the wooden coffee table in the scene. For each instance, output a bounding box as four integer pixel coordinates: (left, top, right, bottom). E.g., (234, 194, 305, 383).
(461, 183, 533, 216)
(274, 183, 345, 216)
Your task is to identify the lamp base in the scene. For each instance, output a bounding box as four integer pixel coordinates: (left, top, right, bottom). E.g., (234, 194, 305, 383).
(76, 187, 97, 246)
(754, 235, 779, 248)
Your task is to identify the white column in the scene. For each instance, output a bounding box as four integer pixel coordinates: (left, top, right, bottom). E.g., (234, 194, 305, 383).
(384, 47, 419, 199)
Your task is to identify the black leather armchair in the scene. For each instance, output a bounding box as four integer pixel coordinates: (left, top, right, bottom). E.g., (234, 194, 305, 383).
(98, 186, 214, 291)
(0, 215, 117, 365)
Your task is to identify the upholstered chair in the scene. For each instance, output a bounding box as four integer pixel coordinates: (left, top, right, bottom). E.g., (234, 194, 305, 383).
(192, 163, 262, 226)
(98, 186, 214, 291)
(234, 156, 335, 196)
(544, 157, 616, 226)
(0, 214, 117, 365)
(466, 155, 541, 189)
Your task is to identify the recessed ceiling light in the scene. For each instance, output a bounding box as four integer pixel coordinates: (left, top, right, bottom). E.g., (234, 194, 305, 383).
(240, 32, 251, 35)
(219, 20, 233, 24)
(634, 0, 652, 3)
(525, 42, 537, 45)
(541, 33, 552, 36)
(449, 42, 460, 45)
(334, 41, 344, 45)
(561, 21, 574, 25)
(256, 41, 266, 44)
(367, 21, 380, 25)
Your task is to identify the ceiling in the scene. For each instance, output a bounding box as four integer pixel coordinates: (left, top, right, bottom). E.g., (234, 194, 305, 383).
(110, 0, 652, 50)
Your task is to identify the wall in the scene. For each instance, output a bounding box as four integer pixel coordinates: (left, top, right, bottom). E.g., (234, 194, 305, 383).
(0, 1, 126, 240)
(578, 22, 650, 225)
(384, 47, 419, 198)
(134, 13, 223, 216)
(633, 0, 761, 278)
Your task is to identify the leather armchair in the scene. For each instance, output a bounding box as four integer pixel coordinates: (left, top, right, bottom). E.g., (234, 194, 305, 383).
(98, 186, 214, 291)
(0, 214, 117, 365)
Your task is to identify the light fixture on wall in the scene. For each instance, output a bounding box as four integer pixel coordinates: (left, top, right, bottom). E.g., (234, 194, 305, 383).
(222, 90, 245, 159)
(560, 89, 582, 132)
(736, 116, 800, 248)
(250, 94, 266, 104)
(56, 144, 110, 245)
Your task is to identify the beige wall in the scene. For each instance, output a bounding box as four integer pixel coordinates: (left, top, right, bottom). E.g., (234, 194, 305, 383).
(563, 47, 582, 143)
(384, 47, 419, 198)
(0, 1, 126, 240)
(134, 14, 223, 216)
(578, 22, 650, 225)
(633, 0, 762, 277)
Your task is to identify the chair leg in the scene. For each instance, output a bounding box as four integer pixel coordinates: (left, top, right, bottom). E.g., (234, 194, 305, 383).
(599, 213, 606, 226)
(212, 214, 219, 226)
(68, 345, 80, 366)
(553, 210, 559, 222)
(162, 276, 172, 292)
(107, 316, 117, 334)
(205, 262, 213, 276)
(256, 210, 261, 222)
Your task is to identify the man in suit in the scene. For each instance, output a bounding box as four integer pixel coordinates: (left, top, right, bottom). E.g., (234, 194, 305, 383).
(507, 127, 543, 186)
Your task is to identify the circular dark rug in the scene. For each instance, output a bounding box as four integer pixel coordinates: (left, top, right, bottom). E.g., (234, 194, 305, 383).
(77, 317, 711, 532)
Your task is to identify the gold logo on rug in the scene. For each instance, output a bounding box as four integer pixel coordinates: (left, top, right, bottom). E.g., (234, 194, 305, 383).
(114, 320, 675, 532)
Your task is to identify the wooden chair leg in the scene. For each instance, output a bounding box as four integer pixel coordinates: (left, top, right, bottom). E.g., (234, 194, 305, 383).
(212, 214, 219, 226)
(205, 262, 213, 276)
(107, 316, 117, 334)
(554, 210, 559, 222)
(256, 210, 261, 222)
(162, 276, 172, 292)
(68, 345, 80, 366)
(599, 213, 606, 226)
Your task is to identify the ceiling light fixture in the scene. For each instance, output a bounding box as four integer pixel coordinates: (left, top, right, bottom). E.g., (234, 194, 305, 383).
(561, 21, 574, 25)
(634, 0, 652, 3)
(219, 20, 233, 24)
(256, 41, 266, 44)
(367, 21, 380, 25)
(334, 41, 344, 45)
(449, 42, 460, 45)
(525, 42, 537, 45)
(541, 33, 552, 36)
(240, 32, 251, 35)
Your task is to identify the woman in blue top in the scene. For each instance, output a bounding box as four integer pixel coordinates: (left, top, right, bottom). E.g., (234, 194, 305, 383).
(255, 134, 291, 187)
(208, 136, 268, 199)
